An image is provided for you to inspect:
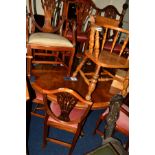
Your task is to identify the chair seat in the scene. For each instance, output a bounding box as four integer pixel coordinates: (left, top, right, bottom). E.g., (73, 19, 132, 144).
(102, 104, 129, 133)
(67, 31, 88, 42)
(28, 32, 74, 47)
(48, 101, 87, 129)
(85, 50, 129, 68)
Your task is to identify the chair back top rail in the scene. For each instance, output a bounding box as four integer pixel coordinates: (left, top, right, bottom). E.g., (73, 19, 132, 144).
(28, 0, 65, 33)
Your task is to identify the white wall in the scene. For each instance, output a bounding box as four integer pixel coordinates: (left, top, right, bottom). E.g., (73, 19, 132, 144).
(92, 0, 126, 12)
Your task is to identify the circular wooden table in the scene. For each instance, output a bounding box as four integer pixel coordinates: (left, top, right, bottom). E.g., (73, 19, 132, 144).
(30, 67, 119, 110)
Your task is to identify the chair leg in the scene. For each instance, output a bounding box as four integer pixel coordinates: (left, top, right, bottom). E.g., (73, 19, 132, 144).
(68, 128, 82, 155)
(42, 118, 48, 148)
(67, 49, 75, 76)
(85, 65, 101, 101)
(93, 115, 103, 135)
(72, 56, 87, 77)
(26, 46, 32, 78)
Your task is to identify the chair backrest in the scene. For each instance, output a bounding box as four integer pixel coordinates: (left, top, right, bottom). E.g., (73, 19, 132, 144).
(96, 3, 128, 27)
(64, 0, 96, 33)
(28, 0, 65, 33)
(88, 23, 129, 59)
(43, 88, 92, 123)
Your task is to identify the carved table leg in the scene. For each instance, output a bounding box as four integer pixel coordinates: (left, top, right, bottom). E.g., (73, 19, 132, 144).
(85, 65, 101, 101)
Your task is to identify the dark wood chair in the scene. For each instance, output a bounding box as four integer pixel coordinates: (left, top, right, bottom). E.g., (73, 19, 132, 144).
(72, 22, 129, 101)
(96, 3, 128, 28)
(26, 0, 76, 78)
(97, 3, 128, 51)
(42, 88, 92, 155)
(93, 94, 129, 150)
(63, 0, 98, 58)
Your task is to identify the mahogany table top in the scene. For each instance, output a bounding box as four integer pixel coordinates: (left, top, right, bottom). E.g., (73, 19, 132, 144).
(30, 67, 120, 110)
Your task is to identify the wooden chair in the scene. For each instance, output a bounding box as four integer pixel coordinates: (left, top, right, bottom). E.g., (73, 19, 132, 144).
(26, 0, 76, 78)
(63, 0, 98, 57)
(30, 82, 45, 118)
(42, 88, 92, 155)
(93, 94, 129, 150)
(72, 22, 129, 101)
(96, 3, 128, 28)
(95, 3, 128, 51)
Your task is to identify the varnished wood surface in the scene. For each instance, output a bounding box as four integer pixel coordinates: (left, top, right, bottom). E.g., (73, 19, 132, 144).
(26, 82, 30, 101)
(85, 50, 129, 68)
(31, 68, 119, 110)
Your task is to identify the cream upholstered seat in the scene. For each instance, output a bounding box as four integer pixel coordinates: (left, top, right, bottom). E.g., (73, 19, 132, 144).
(29, 33, 74, 47)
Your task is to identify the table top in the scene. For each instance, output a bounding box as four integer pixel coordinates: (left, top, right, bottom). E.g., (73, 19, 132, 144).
(30, 67, 120, 110)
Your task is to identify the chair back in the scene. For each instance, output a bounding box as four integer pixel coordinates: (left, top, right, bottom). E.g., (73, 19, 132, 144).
(88, 23, 129, 60)
(43, 88, 92, 123)
(96, 3, 128, 27)
(28, 0, 65, 33)
(64, 0, 96, 33)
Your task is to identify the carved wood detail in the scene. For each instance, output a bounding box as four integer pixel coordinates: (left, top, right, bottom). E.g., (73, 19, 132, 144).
(104, 94, 124, 139)
(57, 92, 78, 122)
(28, 0, 64, 33)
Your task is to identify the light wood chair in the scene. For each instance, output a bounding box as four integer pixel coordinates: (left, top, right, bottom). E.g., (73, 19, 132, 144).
(26, 0, 76, 77)
(93, 94, 129, 150)
(72, 21, 129, 101)
(42, 88, 92, 155)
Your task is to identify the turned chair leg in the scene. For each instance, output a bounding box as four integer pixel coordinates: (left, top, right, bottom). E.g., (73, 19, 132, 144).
(67, 50, 75, 76)
(85, 65, 101, 101)
(72, 56, 87, 77)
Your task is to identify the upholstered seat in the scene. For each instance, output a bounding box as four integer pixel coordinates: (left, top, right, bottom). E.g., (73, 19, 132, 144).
(29, 32, 74, 47)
